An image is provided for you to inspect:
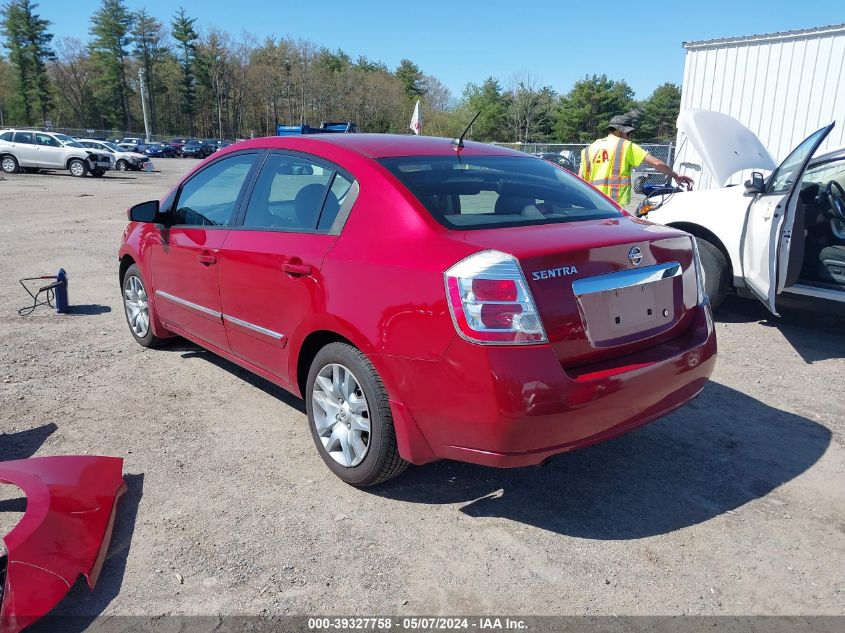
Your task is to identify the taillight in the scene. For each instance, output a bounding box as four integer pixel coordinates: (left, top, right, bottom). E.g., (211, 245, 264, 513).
(444, 250, 547, 345)
(690, 237, 707, 305)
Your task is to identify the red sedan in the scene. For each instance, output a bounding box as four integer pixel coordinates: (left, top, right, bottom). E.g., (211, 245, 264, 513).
(118, 134, 716, 486)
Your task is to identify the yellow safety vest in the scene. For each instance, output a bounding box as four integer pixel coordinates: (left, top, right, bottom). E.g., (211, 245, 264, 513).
(579, 135, 645, 206)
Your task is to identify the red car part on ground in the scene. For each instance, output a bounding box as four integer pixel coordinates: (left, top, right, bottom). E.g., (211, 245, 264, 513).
(0, 456, 126, 633)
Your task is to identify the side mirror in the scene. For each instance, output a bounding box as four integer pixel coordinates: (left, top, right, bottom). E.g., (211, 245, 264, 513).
(744, 171, 765, 195)
(128, 200, 159, 222)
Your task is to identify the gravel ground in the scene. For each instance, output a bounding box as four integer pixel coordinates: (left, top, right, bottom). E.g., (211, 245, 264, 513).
(0, 160, 843, 622)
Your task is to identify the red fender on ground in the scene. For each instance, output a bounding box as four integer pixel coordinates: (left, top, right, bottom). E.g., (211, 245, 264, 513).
(0, 456, 126, 633)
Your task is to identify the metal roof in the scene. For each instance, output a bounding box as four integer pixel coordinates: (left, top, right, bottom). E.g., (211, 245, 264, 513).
(683, 23, 845, 50)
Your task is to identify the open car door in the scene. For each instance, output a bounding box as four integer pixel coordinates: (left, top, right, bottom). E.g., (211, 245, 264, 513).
(740, 123, 834, 314)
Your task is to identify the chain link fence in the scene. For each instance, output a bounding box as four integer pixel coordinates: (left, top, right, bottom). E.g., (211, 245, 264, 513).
(45, 127, 177, 142)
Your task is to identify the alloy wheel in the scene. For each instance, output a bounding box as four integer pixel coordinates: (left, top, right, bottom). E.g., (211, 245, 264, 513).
(69, 160, 85, 177)
(311, 363, 371, 467)
(123, 275, 150, 338)
(1, 157, 16, 173)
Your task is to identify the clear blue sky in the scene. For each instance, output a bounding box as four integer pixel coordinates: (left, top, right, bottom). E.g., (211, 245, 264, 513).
(35, 0, 845, 100)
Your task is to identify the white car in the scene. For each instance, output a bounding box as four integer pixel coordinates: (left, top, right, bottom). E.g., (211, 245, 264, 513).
(77, 139, 152, 172)
(639, 110, 843, 314)
(119, 137, 146, 153)
(0, 129, 112, 177)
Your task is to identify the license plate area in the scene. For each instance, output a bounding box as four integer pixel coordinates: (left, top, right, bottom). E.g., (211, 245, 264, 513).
(572, 262, 681, 347)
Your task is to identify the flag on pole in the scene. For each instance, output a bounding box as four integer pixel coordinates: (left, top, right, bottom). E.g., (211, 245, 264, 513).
(410, 100, 422, 135)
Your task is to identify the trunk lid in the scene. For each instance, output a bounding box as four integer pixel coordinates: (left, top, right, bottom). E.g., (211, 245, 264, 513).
(452, 216, 700, 368)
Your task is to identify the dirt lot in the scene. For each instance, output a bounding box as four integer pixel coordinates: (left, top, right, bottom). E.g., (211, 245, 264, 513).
(0, 160, 843, 622)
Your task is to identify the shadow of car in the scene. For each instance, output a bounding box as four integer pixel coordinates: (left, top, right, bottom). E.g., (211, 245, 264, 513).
(366, 381, 830, 539)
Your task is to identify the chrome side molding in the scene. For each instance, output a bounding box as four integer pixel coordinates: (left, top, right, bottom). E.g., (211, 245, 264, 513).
(223, 314, 286, 342)
(156, 290, 285, 342)
(156, 290, 222, 318)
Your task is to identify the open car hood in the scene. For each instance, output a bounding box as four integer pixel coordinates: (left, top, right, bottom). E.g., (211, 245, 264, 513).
(677, 109, 776, 186)
(0, 456, 125, 633)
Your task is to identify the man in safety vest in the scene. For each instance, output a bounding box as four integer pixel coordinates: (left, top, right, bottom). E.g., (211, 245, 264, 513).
(578, 112, 694, 206)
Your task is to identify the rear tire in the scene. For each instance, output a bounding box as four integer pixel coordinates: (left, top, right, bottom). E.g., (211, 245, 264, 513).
(68, 158, 88, 177)
(306, 342, 409, 487)
(696, 237, 730, 309)
(1, 155, 18, 174)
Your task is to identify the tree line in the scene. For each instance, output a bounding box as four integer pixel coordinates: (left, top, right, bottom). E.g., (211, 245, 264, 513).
(0, 0, 682, 143)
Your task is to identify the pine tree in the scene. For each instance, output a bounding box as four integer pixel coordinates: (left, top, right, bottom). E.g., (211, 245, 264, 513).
(89, 0, 134, 131)
(459, 77, 509, 142)
(555, 75, 635, 143)
(1, 0, 53, 126)
(171, 7, 198, 134)
(132, 8, 167, 134)
(395, 59, 424, 100)
(639, 83, 682, 143)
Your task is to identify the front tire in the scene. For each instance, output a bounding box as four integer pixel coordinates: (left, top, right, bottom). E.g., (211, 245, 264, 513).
(122, 264, 164, 348)
(696, 237, 730, 309)
(116, 159, 128, 171)
(91, 169, 105, 177)
(306, 343, 409, 487)
(68, 158, 88, 177)
(1, 155, 19, 174)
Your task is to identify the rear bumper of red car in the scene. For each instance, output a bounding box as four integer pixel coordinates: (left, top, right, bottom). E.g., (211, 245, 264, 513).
(381, 304, 717, 467)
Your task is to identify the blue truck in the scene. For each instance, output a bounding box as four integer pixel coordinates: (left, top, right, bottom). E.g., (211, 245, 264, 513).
(276, 121, 357, 136)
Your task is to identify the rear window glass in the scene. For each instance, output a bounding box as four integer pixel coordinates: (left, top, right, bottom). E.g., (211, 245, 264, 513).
(379, 155, 621, 229)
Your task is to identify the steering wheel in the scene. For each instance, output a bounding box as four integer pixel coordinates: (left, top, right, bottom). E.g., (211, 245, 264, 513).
(825, 180, 845, 220)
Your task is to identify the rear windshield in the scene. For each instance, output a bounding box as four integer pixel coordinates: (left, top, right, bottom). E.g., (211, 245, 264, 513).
(379, 155, 621, 229)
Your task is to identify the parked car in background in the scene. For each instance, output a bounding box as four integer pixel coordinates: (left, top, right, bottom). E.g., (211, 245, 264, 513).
(0, 129, 112, 176)
(639, 109, 843, 314)
(118, 134, 715, 486)
(199, 139, 219, 158)
(536, 151, 576, 172)
(181, 139, 203, 158)
(119, 137, 146, 153)
(78, 138, 152, 172)
(144, 143, 176, 158)
(169, 138, 187, 156)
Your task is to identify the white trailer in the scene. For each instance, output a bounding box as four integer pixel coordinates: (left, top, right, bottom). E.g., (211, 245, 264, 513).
(676, 23, 845, 189)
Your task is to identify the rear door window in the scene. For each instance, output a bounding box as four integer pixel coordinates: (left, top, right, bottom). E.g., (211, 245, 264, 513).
(380, 155, 621, 230)
(13, 132, 33, 144)
(36, 133, 61, 147)
(242, 154, 335, 231)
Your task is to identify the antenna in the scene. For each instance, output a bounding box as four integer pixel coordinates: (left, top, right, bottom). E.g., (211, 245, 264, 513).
(452, 111, 481, 151)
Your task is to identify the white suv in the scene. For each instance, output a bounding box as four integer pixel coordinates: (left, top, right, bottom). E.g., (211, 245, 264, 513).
(119, 137, 146, 153)
(0, 129, 112, 177)
(77, 138, 152, 172)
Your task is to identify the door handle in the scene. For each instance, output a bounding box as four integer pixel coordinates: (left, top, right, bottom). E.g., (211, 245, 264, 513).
(198, 252, 218, 266)
(282, 262, 311, 276)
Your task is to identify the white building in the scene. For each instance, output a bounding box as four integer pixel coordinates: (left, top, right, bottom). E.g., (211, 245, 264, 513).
(675, 23, 845, 189)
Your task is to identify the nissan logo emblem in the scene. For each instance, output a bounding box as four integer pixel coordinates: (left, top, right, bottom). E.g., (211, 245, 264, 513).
(628, 246, 643, 266)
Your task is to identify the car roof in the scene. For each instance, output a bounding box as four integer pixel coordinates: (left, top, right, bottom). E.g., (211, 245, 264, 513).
(228, 133, 525, 159)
